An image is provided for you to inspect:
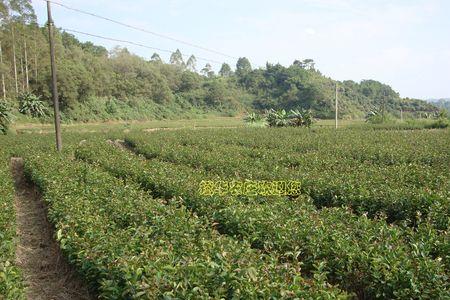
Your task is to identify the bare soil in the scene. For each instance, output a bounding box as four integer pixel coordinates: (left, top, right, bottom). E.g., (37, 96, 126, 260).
(11, 157, 95, 300)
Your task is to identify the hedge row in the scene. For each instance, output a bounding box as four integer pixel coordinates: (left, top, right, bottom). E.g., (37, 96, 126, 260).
(23, 150, 347, 299)
(0, 146, 25, 299)
(123, 130, 449, 230)
(76, 141, 449, 299)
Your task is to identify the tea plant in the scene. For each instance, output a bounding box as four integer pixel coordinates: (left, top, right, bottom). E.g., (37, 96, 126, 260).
(76, 140, 449, 298)
(0, 144, 25, 299)
(22, 146, 347, 298)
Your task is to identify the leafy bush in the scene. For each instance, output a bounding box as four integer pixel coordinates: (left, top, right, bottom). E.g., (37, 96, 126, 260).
(243, 112, 263, 124)
(266, 109, 290, 127)
(262, 109, 314, 128)
(365, 109, 392, 124)
(0, 101, 13, 135)
(0, 147, 25, 298)
(288, 109, 314, 127)
(77, 135, 449, 298)
(425, 118, 450, 129)
(24, 148, 346, 298)
(18, 93, 48, 118)
(425, 111, 450, 129)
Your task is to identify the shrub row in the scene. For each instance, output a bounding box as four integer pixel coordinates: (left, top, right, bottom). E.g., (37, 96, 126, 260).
(0, 146, 25, 299)
(76, 141, 449, 299)
(124, 131, 449, 231)
(23, 149, 347, 299)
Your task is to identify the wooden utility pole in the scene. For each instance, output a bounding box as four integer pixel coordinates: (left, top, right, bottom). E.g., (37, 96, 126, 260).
(0, 41, 6, 100)
(47, 0, 62, 151)
(335, 82, 338, 129)
(400, 108, 403, 121)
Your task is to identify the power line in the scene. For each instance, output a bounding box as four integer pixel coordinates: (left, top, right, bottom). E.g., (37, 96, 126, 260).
(43, 0, 238, 60)
(61, 27, 223, 65)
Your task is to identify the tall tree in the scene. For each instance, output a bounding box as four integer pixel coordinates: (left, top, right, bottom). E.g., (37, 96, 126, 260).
(235, 57, 251, 77)
(33, 38, 37, 80)
(186, 55, 197, 72)
(302, 59, 315, 70)
(7, 0, 36, 23)
(201, 63, 214, 78)
(0, 41, 5, 100)
(151, 52, 162, 62)
(219, 63, 232, 77)
(23, 38, 28, 90)
(11, 25, 18, 94)
(170, 49, 184, 67)
(19, 45, 23, 91)
(293, 59, 315, 70)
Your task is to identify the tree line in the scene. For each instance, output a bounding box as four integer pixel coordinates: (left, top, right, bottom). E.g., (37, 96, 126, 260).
(0, 0, 438, 122)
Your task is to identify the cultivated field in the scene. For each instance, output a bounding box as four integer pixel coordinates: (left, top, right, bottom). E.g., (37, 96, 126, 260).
(0, 125, 449, 299)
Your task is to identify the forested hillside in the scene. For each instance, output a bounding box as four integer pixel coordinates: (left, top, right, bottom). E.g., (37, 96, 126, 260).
(0, 0, 438, 121)
(428, 99, 450, 113)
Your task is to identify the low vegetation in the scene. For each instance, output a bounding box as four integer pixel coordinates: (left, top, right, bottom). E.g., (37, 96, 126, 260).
(0, 147, 25, 299)
(0, 101, 13, 134)
(0, 123, 448, 298)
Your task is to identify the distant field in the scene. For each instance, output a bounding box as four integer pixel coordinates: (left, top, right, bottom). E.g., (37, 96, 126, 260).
(11, 116, 245, 134)
(11, 117, 368, 134)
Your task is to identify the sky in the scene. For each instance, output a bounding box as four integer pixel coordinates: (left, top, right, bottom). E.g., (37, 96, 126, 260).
(31, 0, 450, 100)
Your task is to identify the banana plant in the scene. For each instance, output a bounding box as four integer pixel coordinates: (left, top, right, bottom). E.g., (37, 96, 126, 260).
(18, 93, 48, 118)
(288, 109, 313, 128)
(243, 112, 262, 124)
(266, 109, 289, 127)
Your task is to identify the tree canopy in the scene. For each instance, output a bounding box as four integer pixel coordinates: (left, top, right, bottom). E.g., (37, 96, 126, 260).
(0, 0, 438, 121)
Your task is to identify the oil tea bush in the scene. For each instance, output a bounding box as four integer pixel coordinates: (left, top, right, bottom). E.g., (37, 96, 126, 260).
(24, 149, 347, 298)
(0, 143, 25, 299)
(76, 140, 449, 299)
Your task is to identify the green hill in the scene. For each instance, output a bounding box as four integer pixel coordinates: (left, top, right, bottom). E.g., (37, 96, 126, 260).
(0, 0, 438, 122)
(428, 99, 450, 112)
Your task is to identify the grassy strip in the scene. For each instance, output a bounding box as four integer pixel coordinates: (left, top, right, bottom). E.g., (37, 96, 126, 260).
(76, 141, 449, 299)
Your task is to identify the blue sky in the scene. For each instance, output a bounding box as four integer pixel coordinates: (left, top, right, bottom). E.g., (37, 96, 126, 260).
(31, 0, 450, 99)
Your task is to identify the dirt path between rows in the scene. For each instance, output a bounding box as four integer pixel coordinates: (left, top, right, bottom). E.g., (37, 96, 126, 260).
(11, 158, 95, 300)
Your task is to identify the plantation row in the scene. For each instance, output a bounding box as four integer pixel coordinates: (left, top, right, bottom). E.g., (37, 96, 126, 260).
(0, 147, 25, 299)
(123, 129, 450, 230)
(1, 129, 448, 299)
(76, 140, 449, 298)
(15, 140, 352, 299)
(134, 128, 449, 168)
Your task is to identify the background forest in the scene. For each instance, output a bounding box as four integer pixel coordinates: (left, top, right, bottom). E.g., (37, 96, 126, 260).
(0, 0, 439, 122)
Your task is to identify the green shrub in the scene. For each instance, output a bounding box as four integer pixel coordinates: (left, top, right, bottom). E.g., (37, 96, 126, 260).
(24, 148, 347, 298)
(0, 145, 25, 298)
(0, 101, 13, 135)
(288, 109, 314, 127)
(18, 93, 48, 118)
(420, 110, 450, 129)
(76, 136, 449, 298)
(243, 112, 262, 124)
(266, 109, 290, 127)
